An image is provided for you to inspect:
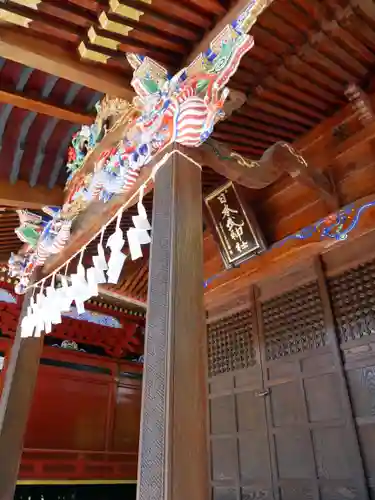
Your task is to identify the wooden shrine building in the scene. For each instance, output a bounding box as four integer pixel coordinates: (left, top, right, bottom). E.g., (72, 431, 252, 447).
(0, 1, 375, 500)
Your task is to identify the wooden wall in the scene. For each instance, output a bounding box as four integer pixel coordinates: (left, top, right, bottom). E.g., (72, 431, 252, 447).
(205, 228, 375, 500)
(0, 337, 142, 482)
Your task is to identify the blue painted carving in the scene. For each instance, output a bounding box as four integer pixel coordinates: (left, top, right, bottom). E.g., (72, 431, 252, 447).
(274, 201, 375, 247)
(203, 200, 375, 288)
(62, 306, 122, 329)
(0, 288, 17, 304)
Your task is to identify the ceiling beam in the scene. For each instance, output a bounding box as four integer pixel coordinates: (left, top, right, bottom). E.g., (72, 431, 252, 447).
(0, 89, 94, 125)
(40, 85, 375, 278)
(186, 0, 273, 64)
(0, 180, 64, 209)
(0, 24, 134, 100)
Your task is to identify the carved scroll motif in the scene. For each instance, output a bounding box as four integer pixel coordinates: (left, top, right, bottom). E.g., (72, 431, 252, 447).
(201, 139, 310, 189)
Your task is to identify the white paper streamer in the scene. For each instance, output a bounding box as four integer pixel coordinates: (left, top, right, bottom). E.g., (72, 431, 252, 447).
(106, 210, 126, 284)
(127, 191, 152, 260)
(107, 252, 127, 284)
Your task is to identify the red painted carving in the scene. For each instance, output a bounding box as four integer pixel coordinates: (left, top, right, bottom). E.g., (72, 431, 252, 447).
(52, 319, 142, 358)
(0, 286, 144, 358)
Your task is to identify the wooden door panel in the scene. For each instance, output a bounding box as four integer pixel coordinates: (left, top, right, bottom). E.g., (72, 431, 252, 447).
(212, 437, 238, 482)
(270, 381, 305, 427)
(278, 482, 315, 500)
(312, 426, 354, 480)
(208, 308, 274, 500)
(319, 482, 360, 500)
(357, 425, 375, 490)
(259, 277, 367, 500)
(207, 258, 373, 500)
(211, 395, 236, 435)
(304, 373, 343, 422)
(274, 428, 315, 479)
(112, 382, 141, 453)
(238, 430, 271, 484)
(236, 391, 266, 432)
(328, 259, 375, 498)
(213, 487, 237, 500)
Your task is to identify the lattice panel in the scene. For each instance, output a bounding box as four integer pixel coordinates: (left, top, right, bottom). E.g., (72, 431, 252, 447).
(207, 309, 255, 377)
(329, 260, 375, 343)
(262, 281, 326, 360)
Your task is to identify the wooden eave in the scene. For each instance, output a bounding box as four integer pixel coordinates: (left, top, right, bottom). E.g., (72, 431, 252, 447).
(0, 0, 374, 305)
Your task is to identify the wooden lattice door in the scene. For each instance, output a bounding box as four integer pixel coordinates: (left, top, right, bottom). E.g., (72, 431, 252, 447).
(207, 307, 274, 500)
(207, 261, 369, 500)
(257, 269, 367, 500)
(329, 258, 375, 500)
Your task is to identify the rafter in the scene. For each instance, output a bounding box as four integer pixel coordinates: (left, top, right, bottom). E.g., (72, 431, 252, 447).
(0, 181, 63, 209)
(0, 24, 134, 100)
(0, 89, 94, 125)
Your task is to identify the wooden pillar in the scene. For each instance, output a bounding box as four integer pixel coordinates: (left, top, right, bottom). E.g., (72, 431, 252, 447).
(0, 289, 43, 500)
(137, 145, 209, 500)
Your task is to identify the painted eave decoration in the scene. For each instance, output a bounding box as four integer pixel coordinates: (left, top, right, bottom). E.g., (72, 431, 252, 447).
(0, 0, 41, 28)
(204, 200, 375, 288)
(79, 0, 154, 64)
(8, 0, 269, 295)
(5, 0, 275, 339)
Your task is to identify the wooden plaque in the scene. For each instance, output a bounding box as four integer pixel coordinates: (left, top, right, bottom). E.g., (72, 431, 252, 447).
(204, 181, 267, 268)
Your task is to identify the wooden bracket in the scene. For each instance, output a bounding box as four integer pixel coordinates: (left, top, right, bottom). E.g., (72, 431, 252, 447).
(198, 139, 339, 211)
(283, 158, 339, 212)
(261, 141, 339, 212)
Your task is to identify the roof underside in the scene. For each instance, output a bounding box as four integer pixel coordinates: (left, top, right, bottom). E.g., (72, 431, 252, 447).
(0, 58, 101, 189)
(0, 0, 374, 302)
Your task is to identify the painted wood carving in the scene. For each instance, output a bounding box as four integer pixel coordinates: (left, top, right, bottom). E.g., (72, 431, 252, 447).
(0, 290, 143, 358)
(8, 0, 272, 294)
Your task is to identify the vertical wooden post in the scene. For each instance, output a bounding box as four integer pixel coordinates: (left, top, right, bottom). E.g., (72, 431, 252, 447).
(137, 145, 209, 500)
(0, 289, 43, 500)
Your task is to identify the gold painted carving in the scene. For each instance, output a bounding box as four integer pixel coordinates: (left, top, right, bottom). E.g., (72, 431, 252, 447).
(98, 12, 133, 37)
(87, 27, 119, 51)
(78, 42, 109, 64)
(0, 0, 41, 28)
(80, 0, 152, 64)
(230, 151, 259, 169)
(109, 0, 152, 21)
